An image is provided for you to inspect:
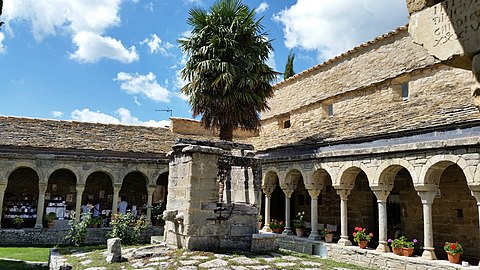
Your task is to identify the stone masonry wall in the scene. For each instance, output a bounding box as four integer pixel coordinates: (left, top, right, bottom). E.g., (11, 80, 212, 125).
(170, 117, 258, 139)
(251, 33, 477, 151)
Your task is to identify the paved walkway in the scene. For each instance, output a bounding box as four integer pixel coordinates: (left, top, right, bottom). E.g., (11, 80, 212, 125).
(54, 243, 365, 270)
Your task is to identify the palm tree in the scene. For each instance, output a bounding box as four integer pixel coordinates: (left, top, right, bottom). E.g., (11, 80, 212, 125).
(179, 0, 278, 141)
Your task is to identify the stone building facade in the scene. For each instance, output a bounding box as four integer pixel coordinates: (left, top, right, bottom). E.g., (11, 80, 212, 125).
(253, 26, 480, 261)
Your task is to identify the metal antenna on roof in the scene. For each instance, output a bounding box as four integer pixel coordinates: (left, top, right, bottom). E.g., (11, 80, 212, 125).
(155, 107, 173, 117)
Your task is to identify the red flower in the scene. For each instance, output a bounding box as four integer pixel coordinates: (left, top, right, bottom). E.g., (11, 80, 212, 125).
(450, 244, 456, 250)
(353, 232, 357, 237)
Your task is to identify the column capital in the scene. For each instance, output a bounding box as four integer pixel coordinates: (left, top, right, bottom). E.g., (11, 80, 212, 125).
(417, 190, 437, 205)
(307, 188, 321, 198)
(282, 188, 294, 198)
(336, 189, 351, 200)
(76, 184, 85, 193)
(147, 186, 156, 194)
(262, 185, 275, 196)
(113, 184, 122, 192)
(372, 189, 390, 202)
(471, 191, 480, 204)
(38, 182, 48, 193)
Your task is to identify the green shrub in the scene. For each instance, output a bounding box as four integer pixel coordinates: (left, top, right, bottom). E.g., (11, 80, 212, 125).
(109, 213, 147, 245)
(64, 213, 90, 246)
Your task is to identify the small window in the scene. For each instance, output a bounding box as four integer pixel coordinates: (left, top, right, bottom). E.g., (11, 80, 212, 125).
(327, 104, 334, 117)
(401, 82, 409, 101)
(283, 119, 291, 128)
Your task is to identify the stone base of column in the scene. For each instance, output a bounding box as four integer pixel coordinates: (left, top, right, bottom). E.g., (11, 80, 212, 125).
(146, 220, 152, 227)
(422, 247, 437, 260)
(308, 232, 321, 241)
(376, 241, 390, 252)
(34, 223, 43, 229)
(337, 236, 352, 246)
(262, 225, 272, 232)
(282, 227, 293, 235)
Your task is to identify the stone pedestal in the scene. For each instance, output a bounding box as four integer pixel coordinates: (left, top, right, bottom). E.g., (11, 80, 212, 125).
(106, 238, 122, 263)
(163, 139, 260, 251)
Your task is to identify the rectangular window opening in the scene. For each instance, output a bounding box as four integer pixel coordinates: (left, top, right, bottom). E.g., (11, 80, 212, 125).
(283, 119, 291, 129)
(327, 104, 334, 117)
(401, 82, 409, 101)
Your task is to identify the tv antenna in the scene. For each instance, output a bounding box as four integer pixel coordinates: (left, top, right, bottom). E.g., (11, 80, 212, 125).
(155, 107, 173, 117)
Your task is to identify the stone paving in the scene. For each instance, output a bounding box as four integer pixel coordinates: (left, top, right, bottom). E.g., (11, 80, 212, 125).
(55, 243, 368, 270)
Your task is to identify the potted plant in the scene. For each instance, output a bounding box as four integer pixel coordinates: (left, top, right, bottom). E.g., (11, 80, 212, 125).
(258, 214, 263, 229)
(90, 217, 102, 228)
(12, 216, 24, 229)
(45, 212, 57, 229)
(322, 228, 334, 243)
(292, 212, 305, 237)
(269, 219, 285, 233)
(444, 242, 463, 264)
(353, 227, 373, 249)
(388, 236, 417, 256)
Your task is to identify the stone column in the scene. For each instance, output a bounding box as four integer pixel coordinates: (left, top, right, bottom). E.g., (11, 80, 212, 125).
(35, 183, 48, 228)
(262, 190, 273, 232)
(372, 189, 390, 252)
(337, 189, 352, 246)
(75, 184, 85, 222)
(307, 189, 321, 240)
(282, 188, 294, 235)
(146, 186, 155, 226)
(0, 182, 7, 229)
(470, 189, 480, 269)
(112, 184, 121, 215)
(262, 185, 275, 232)
(417, 188, 437, 260)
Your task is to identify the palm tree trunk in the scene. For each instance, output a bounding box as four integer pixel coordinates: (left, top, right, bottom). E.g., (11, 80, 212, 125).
(219, 124, 234, 141)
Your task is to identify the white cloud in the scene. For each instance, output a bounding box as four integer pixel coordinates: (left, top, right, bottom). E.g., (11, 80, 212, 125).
(273, 0, 408, 60)
(115, 72, 171, 102)
(134, 96, 142, 106)
(0, 33, 6, 55)
(71, 108, 170, 127)
(256, 2, 269, 13)
(70, 31, 139, 63)
(141, 34, 173, 55)
(145, 2, 154, 12)
(184, 0, 202, 5)
(3, 0, 138, 63)
(51, 111, 64, 118)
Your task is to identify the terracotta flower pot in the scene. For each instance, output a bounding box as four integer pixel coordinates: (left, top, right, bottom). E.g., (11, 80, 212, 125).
(272, 228, 284, 234)
(358, 240, 368, 249)
(325, 233, 334, 243)
(402, 247, 414, 257)
(295, 228, 304, 237)
(447, 253, 461, 264)
(392, 247, 403, 255)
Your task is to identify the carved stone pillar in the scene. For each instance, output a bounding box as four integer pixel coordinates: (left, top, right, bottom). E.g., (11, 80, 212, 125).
(417, 187, 438, 260)
(282, 188, 294, 235)
(0, 182, 7, 229)
(472, 55, 480, 110)
(112, 184, 121, 215)
(307, 188, 322, 240)
(262, 186, 274, 232)
(337, 189, 352, 246)
(146, 186, 155, 226)
(372, 188, 391, 252)
(75, 184, 85, 222)
(35, 183, 48, 228)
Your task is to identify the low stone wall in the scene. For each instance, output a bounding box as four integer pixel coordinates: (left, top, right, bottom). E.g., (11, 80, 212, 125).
(0, 227, 163, 246)
(273, 234, 476, 270)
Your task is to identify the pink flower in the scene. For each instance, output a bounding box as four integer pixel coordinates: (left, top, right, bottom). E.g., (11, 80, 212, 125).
(369, 233, 373, 237)
(413, 239, 418, 244)
(388, 239, 392, 243)
(353, 232, 357, 237)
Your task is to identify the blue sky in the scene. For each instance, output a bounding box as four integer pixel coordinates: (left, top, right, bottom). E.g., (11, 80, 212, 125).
(0, 0, 408, 127)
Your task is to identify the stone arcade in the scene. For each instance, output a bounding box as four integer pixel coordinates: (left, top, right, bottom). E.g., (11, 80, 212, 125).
(1, 24, 480, 268)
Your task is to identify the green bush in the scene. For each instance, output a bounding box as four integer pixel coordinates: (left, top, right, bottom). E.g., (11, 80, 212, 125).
(64, 213, 90, 246)
(109, 213, 147, 245)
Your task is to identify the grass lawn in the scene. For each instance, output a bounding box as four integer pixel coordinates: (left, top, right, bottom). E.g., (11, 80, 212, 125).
(0, 247, 50, 262)
(0, 259, 47, 270)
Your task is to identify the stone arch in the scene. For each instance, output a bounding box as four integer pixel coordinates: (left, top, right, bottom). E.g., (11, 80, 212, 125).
(83, 168, 116, 186)
(335, 162, 370, 189)
(152, 168, 169, 186)
(373, 159, 416, 189)
(5, 162, 42, 183)
(306, 163, 336, 188)
(419, 155, 471, 186)
(119, 170, 150, 189)
(282, 164, 306, 188)
(262, 167, 281, 187)
(307, 168, 332, 191)
(120, 171, 149, 209)
(45, 164, 81, 184)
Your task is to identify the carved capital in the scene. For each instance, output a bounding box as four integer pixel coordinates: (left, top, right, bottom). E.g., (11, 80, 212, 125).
(282, 188, 295, 198)
(307, 188, 321, 199)
(262, 185, 275, 196)
(76, 184, 85, 194)
(38, 182, 48, 193)
(147, 186, 156, 195)
(336, 189, 351, 200)
(371, 188, 390, 202)
(417, 190, 437, 205)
